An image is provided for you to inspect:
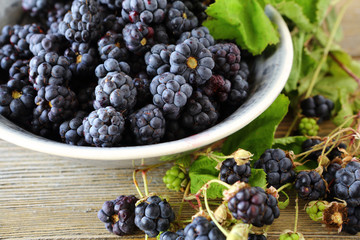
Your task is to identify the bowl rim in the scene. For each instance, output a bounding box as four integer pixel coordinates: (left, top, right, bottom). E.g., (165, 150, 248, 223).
(0, 5, 293, 161)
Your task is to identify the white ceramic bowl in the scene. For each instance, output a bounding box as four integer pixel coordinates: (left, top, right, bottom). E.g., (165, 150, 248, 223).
(0, 4, 293, 167)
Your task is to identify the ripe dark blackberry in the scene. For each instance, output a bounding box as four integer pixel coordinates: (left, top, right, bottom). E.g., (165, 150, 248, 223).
(239, 61, 250, 80)
(227, 73, 249, 107)
(294, 171, 326, 200)
(166, 1, 198, 36)
(22, 0, 51, 18)
(129, 104, 166, 145)
(208, 43, 241, 78)
(103, 15, 126, 33)
(122, 22, 155, 55)
(300, 95, 334, 123)
(134, 195, 175, 237)
(170, 38, 214, 85)
(254, 149, 296, 189)
(98, 0, 123, 10)
(150, 72, 193, 119)
(0, 25, 14, 46)
(342, 206, 360, 235)
(220, 158, 251, 184)
(0, 44, 18, 71)
(177, 27, 214, 48)
(227, 186, 280, 227)
(181, 91, 218, 133)
(98, 31, 128, 62)
(160, 230, 185, 240)
(94, 71, 137, 113)
(97, 195, 139, 236)
(29, 52, 72, 90)
(59, 111, 88, 146)
(202, 75, 231, 102)
(95, 58, 131, 79)
(28, 33, 66, 56)
(248, 234, 267, 240)
(58, 0, 102, 43)
(183, 1, 207, 24)
(77, 84, 96, 112)
(82, 106, 125, 147)
(33, 85, 78, 124)
(183, 216, 225, 240)
(121, 0, 167, 24)
(323, 162, 342, 187)
(163, 120, 189, 142)
(145, 44, 175, 77)
(10, 24, 44, 59)
(333, 161, 360, 207)
(47, 2, 72, 33)
(153, 25, 170, 44)
(302, 139, 347, 162)
(133, 72, 151, 107)
(8, 60, 30, 90)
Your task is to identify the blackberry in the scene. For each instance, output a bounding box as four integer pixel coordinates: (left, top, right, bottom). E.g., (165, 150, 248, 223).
(248, 234, 267, 240)
(166, 1, 198, 36)
(133, 72, 152, 107)
(95, 58, 131, 79)
(8, 60, 30, 90)
(323, 162, 342, 187)
(98, 31, 128, 62)
(163, 165, 188, 191)
(134, 195, 175, 237)
(300, 95, 334, 122)
(29, 52, 72, 90)
(208, 43, 241, 78)
(220, 158, 251, 184)
(129, 104, 166, 145)
(163, 120, 189, 142)
(47, 2, 72, 33)
(145, 44, 175, 77)
(227, 73, 249, 107)
(333, 161, 360, 207)
(254, 149, 295, 189)
(202, 75, 231, 102)
(150, 72, 193, 119)
(0, 44, 18, 71)
(181, 91, 218, 133)
(82, 106, 125, 147)
(0, 25, 14, 46)
(58, 0, 102, 43)
(97, 195, 139, 236)
(22, 0, 51, 18)
(170, 38, 214, 85)
(294, 171, 326, 200)
(121, 0, 167, 24)
(94, 71, 137, 113)
(33, 85, 78, 124)
(342, 206, 360, 235)
(183, 216, 225, 240)
(183, 1, 207, 24)
(153, 25, 170, 44)
(122, 22, 154, 55)
(98, 0, 123, 10)
(239, 61, 250, 80)
(298, 117, 319, 136)
(77, 83, 96, 112)
(103, 15, 126, 33)
(177, 27, 214, 48)
(160, 230, 185, 240)
(10, 24, 44, 59)
(28, 33, 66, 56)
(302, 139, 347, 162)
(59, 111, 88, 146)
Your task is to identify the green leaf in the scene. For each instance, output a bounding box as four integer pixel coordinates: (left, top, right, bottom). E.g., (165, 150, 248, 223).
(332, 89, 354, 127)
(222, 94, 290, 159)
(203, 0, 279, 55)
(272, 136, 308, 154)
(278, 191, 290, 209)
(325, 8, 343, 42)
(248, 169, 267, 189)
(176, 155, 192, 168)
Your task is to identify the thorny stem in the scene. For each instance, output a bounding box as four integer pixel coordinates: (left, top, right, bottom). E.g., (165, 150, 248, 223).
(133, 170, 144, 198)
(329, 53, 360, 87)
(142, 171, 149, 196)
(177, 182, 191, 222)
(277, 183, 292, 193)
(195, 194, 203, 212)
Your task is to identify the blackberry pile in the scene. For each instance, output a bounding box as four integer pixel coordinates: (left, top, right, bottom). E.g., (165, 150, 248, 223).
(0, 0, 252, 147)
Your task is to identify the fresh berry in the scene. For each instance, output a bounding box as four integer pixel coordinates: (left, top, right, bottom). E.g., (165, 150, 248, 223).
(305, 200, 327, 221)
(153, 25, 170, 44)
(183, 216, 225, 240)
(302, 139, 347, 162)
(248, 233, 267, 240)
(323, 162, 342, 188)
(10, 24, 44, 58)
(163, 165, 188, 191)
(294, 171, 326, 200)
(97, 195, 139, 236)
(95, 58, 131, 79)
(300, 95, 334, 122)
(227, 72, 249, 107)
(145, 44, 175, 77)
(166, 1, 198, 36)
(202, 75, 231, 102)
(28, 33, 66, 56)
(121, 0, 167, 24)
(22, 0, 51, 17)
(98, 31, 128, 62)
(98, 0, 123, 10)
(160, 230, 185, 240)
(177, 27, 214, 48)
(77, 83, 96, 112)
(8, 60, 30, 90)
(47, 2, 72, 33)
(342, 205, 360, 235)
(298, 117, 319, 136)
(208, 43, 241, 78)
(122, 22, 154, 55)
(220, 158, 251, 184)
(133, 72, 152, 108)
(59, 111, 88, 146)
(163, 120, 189, 142)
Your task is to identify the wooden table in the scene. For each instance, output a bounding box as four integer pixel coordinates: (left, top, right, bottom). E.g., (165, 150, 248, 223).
(1, 2, 360, 240)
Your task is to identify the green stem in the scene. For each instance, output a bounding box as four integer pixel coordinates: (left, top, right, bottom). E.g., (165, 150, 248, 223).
(277, 183, 292, 193)
(142, 170, 149, 196)
(133, 170, 144, 198)
(177, 182, 191, 222)
(294, 194, 299, 233)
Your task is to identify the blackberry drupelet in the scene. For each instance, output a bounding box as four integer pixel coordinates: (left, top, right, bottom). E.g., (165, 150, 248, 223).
(0, 25, 14, 46)
(82, 106, 125, 147)
(342, 206, 360, 235)
(133, 72, 152, 107)
(134, 195, 175, 237)
(208, 43, 241, 78)
(177, 27, 214, 48)
(0, 44, 18, 71)
(122, 22, 154, 55)
(28, 33, 66, 56)
(98, 195, 139, 236)
(95, 58, 131, 79)
(8, 60, 30, 90)
(103, 15, 126, 33)
(183, 216, 225, 240)
(150, 72, 193, 119)
(239, 61, 250, 80)
(166, 1, 198, 36)
(94, 71, 137, 113)
(228, 73, 249, 107)
(22, 0, 51, 18)
(160, 230, 185, 240)
(121, 0, 167, 24)
(248, 234, 267, 240)
(220, 158, 251, 184)
(333, 161, 360, 207)
(300, 95, 334, 122)
(153, 25, 170, 44)
(294, 171, 326, 200)
(59, 111, 88, 146)
(77, 83, 96, 112)
(323, 162, 342, 187)
(47, 2, 71, 33)
(163, 120, 189, 141)
(129, 104, 166, 145)
(254, 149, 296, 189)
(170, 38, 214, 85)
(298, 117, 319, 136)
(98, 31, 128, 62)
(98, 0, 123, 11)
(202, 75, 231, 102)
(181, 91, 218, 133)
(145, 44, 175, 77)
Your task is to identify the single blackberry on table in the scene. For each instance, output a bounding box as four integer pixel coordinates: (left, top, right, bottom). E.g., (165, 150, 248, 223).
(248, 233, 267, 240)
(129, 104, 166, 145)
(59, 111, 88, 146)
(170, 38, 214, 85)
(134, 195, 175, 237)
(298, 117, 319, 136)
(98, 0, 123, 10)
(98, 195, 138, 236)
(8, 60, 30, 90)
(145, 44, 175, 77)
(183, 216, 225, 240)
(47, 2, 72, 33)
(82, 106, 125, 147)
(160, 230, 185, 240)
(22, 0, 51, 18)
(294, 171, 326, 200)
(98, 31, 128, 62)
(177, 27, 214, 48)
(28, 33, 66, 56)
(163, 165, 188, 191)
(208, 43, 241, 78)
(300, 95, 334, 123)
(202, 75, 231, 102)
(166, 1, 198, 36)
(133, 72, 152, 107)
(342, 205, 360, 235)
(333, 161, 360, 207)
(302, 139, 347, 162)
(220, 157, 251, 184)
(94, 71, 137, 113)
(150, 72, 193, 119)
(254, 149, 295, 189)
(95, 58, 131, 79)
(122, 22, 155, 55)
(121, 0, 167, 24)
(29, 52, 72, 90)
(181, 91, 218, 133)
